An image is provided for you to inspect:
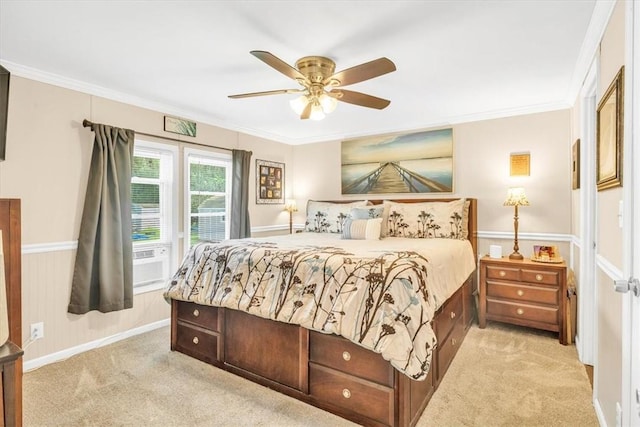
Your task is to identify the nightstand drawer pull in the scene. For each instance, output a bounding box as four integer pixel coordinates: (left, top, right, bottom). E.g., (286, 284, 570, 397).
(516, 308, 524, 315)
(499, 271, 506, 277)
(342, 388, 351, 399)
(517, 290, 524, 297)
(192, 336, 199, 345)
(342, 351, 351, 361)
(450, 311, 456, 319)
(535, 274, 543, 281)
(193, 309, 200, 317)
(451, 338, 457, 346)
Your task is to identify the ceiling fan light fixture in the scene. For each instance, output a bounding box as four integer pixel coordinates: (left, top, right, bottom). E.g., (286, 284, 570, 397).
(289, 95, 308, 115)
(319, 93, 338, 113)
(310, 102, 325, 121)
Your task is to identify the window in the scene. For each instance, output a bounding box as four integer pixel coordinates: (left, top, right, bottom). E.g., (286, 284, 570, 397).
(185, 148, 232, 255)
(131, 140, 178, 293)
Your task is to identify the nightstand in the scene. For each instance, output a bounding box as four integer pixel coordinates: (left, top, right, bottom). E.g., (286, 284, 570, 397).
(478, 256, 567, 344)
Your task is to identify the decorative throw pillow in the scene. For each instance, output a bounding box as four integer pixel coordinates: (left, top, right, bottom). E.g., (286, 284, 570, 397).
(304, 200, 368, 233)
(383, 199, 467, 239)
(461, 199, 471, 240)
(342, 218, 383, 240)
(350, 206, 384, 220)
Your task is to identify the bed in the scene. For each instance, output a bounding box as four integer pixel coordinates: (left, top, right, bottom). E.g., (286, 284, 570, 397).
(165, 198, 477, 427)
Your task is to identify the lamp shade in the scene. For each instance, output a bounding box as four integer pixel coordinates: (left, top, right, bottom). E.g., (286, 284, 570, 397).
(289, 96, 308, 115)
(284, 199, 298, 213)
(503, 187, 530, 207)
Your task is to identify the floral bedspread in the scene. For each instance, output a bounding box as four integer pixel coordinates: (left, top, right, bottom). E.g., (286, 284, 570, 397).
(164, 234, 475, 380)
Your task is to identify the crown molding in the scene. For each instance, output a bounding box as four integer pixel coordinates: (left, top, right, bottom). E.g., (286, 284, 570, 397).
(1, 59, 575, 147)
(0, 60, 291, 144)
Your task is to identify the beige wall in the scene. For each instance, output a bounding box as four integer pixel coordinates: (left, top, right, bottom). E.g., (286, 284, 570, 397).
(0, 76, 293, 362)
(292, 110, 572, 260)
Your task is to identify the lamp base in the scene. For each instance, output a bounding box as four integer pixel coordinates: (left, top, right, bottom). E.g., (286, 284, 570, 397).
(509, 252, 524, 260)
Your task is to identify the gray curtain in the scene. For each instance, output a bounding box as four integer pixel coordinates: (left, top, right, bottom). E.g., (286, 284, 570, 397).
(68, 124, 134, 314)
(230, 149, 252, 239)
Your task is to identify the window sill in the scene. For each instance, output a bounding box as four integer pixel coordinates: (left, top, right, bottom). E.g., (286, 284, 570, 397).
(134, 281, 166, 296)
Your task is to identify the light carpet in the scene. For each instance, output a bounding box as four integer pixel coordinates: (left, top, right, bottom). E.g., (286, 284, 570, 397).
(23, 322, 597, 426)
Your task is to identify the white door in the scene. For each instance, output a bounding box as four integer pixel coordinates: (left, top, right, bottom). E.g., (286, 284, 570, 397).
(622, 2, 640, 424)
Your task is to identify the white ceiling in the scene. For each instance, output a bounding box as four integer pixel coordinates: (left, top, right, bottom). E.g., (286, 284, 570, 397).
(0, 1, 605, 145)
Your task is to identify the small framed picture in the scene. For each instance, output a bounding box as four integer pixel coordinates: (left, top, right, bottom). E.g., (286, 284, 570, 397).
(572, 139, 580, 190)
(532, 245, 562, 263)
(256, 159, 284, 204)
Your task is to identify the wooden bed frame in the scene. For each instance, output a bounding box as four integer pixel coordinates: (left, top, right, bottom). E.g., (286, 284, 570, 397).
(170, 198, 477, 427)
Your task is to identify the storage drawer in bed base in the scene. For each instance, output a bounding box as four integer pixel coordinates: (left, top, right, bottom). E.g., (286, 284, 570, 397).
(174, 322, 222, 366)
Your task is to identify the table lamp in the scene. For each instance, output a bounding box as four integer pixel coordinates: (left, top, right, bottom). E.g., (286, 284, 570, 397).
(284, 200, 298, 234)
(503, 187, 529, 260)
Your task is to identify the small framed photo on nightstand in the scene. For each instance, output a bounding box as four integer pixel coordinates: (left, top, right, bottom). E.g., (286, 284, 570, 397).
(532, 245, 563, 263)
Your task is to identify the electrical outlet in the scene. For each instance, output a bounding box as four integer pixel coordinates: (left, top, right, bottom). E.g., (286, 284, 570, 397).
(30, 322, 44, 340)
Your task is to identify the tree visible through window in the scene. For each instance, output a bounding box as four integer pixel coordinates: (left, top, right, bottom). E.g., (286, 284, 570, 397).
(187, 151, 231, 248)
(132, 153, 162, 242)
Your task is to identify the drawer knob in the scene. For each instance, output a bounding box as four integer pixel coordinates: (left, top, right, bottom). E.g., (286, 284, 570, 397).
(517, 290, 524, 297)
(342, 388, 351, 399)
(342, 351, 351, 361)
(452, 338, 457, 346)
(516, 308, 524, 315)
(450, 311, 456, 319)
(499, 271, 506, 277)
(193, 309, 200, 317)
(535, 274, 543, 281)
(192, 336, 199, 345)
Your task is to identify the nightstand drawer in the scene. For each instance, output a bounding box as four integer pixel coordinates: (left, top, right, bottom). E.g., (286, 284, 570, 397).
(486, 281, 558, 306)
(522, 269, 560, 286)
(487, 298, 558, 325)
(486, 265, 520, 281)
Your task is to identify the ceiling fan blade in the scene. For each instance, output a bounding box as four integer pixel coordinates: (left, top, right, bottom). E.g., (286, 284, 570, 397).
(228, 88, 304, 99)
(325, 57, 396, 87)
(300, 102, 312, 120)
(331, 89, 391, 110)
(250, 50, 307, 82)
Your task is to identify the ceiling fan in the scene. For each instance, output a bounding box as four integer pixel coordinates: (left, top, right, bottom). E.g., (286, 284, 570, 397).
(228, 51, 396, 120)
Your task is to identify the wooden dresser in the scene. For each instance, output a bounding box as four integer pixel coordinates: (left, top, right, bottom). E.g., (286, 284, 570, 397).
(478, 256, 567, 344)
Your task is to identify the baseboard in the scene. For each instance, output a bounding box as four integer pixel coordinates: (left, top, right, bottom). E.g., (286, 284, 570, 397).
(23, 318, 170, 372)
(593, 397, 608, 427)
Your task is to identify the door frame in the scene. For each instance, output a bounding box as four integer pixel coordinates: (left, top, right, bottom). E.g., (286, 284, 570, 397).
(578, 59, 598, 366)
(622, 1, 639, 424)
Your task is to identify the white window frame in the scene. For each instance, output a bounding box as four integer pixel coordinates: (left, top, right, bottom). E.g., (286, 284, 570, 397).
(132, 139, 179, 294)
(184, 147, 232, 256)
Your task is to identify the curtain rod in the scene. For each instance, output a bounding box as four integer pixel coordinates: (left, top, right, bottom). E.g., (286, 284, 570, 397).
(82, 119, 233, 152)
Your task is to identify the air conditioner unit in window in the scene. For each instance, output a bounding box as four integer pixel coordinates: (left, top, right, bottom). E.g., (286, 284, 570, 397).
(133, 244, 170, 287)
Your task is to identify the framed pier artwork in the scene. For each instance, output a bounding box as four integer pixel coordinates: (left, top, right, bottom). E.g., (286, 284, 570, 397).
(341, 128, 454, 194)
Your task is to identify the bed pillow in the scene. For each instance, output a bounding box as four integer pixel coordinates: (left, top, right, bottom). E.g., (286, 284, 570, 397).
(304, 200, 368, 233)
(342, 218, 383, 240)
(350, 206, 384, 220)
(383, 199, 467, 239)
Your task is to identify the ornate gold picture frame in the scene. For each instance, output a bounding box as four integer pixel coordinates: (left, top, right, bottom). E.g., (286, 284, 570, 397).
(596, 66, 624, 191)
